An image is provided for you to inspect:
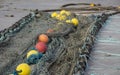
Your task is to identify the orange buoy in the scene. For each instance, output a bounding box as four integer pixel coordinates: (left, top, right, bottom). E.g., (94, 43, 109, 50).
(35, 42, 47, 53)
(47, 29, 54, 33)
(38, 34, 49, 43)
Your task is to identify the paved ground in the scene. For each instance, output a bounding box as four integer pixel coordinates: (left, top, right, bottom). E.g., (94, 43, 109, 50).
(85, 14, 120, 75)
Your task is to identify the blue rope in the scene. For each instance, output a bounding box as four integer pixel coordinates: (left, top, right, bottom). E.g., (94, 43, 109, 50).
(27, 53, 43, 65)
(30, 47, 37, 50)
(12, 70, 22, 75)
(13, 71, 18, 75)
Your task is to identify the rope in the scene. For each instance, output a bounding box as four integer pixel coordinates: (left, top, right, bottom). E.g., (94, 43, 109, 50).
(26, 53, 43, 65)
(10, 70, 22, 75)
(32, 37, 65, 75)
(0, 12, 35, 46)
(61, 3, 101, 8)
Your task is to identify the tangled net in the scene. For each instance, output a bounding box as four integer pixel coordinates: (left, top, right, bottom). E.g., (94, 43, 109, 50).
(31, 12, 113, 75)
(0, 3, 120, 75)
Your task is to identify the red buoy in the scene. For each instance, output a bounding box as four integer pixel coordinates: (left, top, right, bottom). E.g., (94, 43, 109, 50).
(35, 42, 47, 53)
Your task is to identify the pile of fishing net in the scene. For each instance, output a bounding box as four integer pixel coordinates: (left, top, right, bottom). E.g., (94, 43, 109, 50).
(0, 9, 117, 75)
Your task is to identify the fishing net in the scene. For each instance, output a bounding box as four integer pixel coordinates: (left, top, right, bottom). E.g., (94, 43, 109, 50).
(0, 3, 120, 75)
(31, 13, 108, 75)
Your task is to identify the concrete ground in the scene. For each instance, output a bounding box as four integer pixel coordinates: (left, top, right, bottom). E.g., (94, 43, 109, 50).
(85, 14, 120, 75)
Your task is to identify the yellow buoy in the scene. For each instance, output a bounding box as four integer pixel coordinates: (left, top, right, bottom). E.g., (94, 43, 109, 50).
(16, 63, 31, 75)
(60, 10, 66, 15)
(90, 3, 95, 7)
(27, 50, 38, 58)
(66, 20, 71, 23)
(56, 14, 61, 19)
(60, 10, 71, 16)
(65, 11, 71, 16)
(51, 12, 58, 18)
(56, 14, 66, 21)
(71, 18, 79, 26)
(59, 15, 66, 21)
